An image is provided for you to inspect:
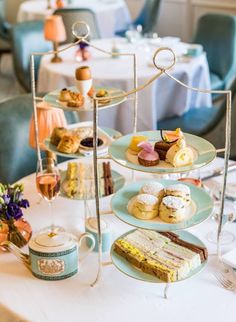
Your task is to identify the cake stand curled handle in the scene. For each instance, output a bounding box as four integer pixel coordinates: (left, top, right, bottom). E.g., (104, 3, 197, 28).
(153, 47, 176, 72)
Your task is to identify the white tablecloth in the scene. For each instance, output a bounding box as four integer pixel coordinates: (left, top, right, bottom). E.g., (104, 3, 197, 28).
(0, 157, 236, 322)
(38, 38, 212, 133)
(17, 0, 130, 38)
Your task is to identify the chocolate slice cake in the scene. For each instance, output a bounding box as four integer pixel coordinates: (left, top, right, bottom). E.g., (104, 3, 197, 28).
(154, 141, 176, 160)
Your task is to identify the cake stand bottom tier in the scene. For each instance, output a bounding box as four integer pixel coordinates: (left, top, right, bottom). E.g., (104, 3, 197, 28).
(111, 229, 208, 284)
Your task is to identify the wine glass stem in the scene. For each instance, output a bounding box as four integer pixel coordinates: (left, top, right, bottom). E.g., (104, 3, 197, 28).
(49, 201, 54, 233)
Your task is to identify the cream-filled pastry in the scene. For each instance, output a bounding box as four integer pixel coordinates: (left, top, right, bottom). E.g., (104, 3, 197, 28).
(159, 196, 186, 223)
(127, 194, 159, 220)
(166, 138, 194, 167)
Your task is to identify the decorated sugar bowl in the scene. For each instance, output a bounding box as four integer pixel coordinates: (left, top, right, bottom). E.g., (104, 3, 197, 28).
(2, 231, 95, 280)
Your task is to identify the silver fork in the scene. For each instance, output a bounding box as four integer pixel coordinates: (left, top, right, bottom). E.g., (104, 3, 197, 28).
(214, 271, 236, 291)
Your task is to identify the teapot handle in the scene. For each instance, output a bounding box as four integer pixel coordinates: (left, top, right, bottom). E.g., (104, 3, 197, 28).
(77, 232, 95, 262)
(1, 241, 31, 270)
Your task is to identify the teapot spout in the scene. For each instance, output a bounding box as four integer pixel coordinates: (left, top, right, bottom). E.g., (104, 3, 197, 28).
(1, 241, 31, 270)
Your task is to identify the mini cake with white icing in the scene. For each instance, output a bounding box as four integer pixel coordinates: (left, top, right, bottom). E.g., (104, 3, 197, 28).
(165, 183, 191, 205)
(159, 196, 186, 223)
(139, 181, 164, 200)
(127, 194, 159, 220)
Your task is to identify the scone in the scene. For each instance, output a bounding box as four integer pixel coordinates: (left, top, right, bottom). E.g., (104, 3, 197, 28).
(57, 135, 80, 154)
(165, 184, 191, 205)
(73, 127, 93, 141)
(59, 88, 71, 102)
(127, 194, 159, 220)
(139, 182, 164, 200)
(159, 196, 186, 223)
(50, 127, 70, 146)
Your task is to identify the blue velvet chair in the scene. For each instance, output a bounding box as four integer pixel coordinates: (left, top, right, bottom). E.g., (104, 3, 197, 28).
(193, 14, 236, 91)
(0, 0, 11, 66)
(157, 77, 236, 136)
(10, 21, 52, 92)
(116, 0, 162, 37)
(0, 94, 79, 184)
(54, 8, 101, 42)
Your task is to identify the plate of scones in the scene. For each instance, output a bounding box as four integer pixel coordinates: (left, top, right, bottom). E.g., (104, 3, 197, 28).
(44, 122, 113, 158)
(43, 86, 126, 111)
(111, 179, 213, 231)
(111, 229, 208, 283)
(108, 128, 216, 174)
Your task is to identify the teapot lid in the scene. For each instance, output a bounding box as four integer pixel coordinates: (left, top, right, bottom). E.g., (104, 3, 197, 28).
(29, 232, 76, 253)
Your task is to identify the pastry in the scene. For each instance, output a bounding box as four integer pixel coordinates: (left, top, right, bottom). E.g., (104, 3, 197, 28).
(127, 194, 159, 220)
(154, 128, 183, 160)
(139, 181, 164, 200)
(57, 135, 80, 154)
(114, 229, 205, 282)
(154, 141, 176, 160)
(67, 99, 83, 108)
(96, 89, 111, 104)
(166, 138, 194, 167)
(72, 127, 93, 141)
(159, 196, 186, 223)
(59, 88, 71, 102)
(161, 128, 183, 142)
(127, 135, 148, 155)
(165, 183, 191, 205)
(50, 127, 71, 146)
(137, 142, 160, 166)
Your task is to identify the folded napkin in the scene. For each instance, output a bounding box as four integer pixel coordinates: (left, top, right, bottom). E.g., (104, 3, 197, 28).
(222, 248, 236, 269)
(0, 303, 30, 322)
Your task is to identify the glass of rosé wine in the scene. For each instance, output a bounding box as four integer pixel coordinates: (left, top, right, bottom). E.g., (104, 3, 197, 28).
(36, 157, 61, 234)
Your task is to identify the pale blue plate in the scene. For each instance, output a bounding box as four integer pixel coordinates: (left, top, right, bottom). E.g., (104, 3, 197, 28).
(111, 229, 208, 283)
(108, 131, 216, 174)
(44, 123, 121, 159)
(43, 86, 126, 112)
(111, 179, 213, 231)
(60, 169, 125, 200)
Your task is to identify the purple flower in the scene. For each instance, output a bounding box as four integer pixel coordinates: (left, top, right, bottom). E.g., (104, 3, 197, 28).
(6, 203, 23, 220)
(79, 41, 89, 50)
(18, 199, 30, 209)
(2, 195, 10, 204)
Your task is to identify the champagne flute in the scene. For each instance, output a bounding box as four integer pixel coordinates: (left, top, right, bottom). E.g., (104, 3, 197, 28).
(206, 198, 236, 245)
(36, 157, 61, 234)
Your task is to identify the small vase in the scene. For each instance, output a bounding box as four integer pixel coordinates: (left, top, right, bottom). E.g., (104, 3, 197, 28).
(0, 218, 32, 251)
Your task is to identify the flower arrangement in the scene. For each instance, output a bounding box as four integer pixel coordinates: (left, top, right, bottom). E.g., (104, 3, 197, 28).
(0, 183, 30, 248)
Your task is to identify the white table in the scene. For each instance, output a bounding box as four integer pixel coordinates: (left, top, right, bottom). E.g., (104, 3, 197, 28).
(17, 0, 131, 38)
(0, 157, 235, 322)
(38, 38, 212, 134)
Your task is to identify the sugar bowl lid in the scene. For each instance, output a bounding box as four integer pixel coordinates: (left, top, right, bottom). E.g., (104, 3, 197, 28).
(29, 231, 76, 253)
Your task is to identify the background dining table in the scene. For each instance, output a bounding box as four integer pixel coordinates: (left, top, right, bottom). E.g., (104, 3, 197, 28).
(0, 156, 235, 322)
(37, 38, 212, 134)
(17, 0, 131, 38)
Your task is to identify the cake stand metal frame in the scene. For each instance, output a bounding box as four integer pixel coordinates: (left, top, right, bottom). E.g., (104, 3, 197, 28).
(30, 22, 231, 296)
(30, 22, 138, 287)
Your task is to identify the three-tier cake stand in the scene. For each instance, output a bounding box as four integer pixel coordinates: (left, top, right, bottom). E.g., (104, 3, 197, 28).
(30, 22, 232, 296)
